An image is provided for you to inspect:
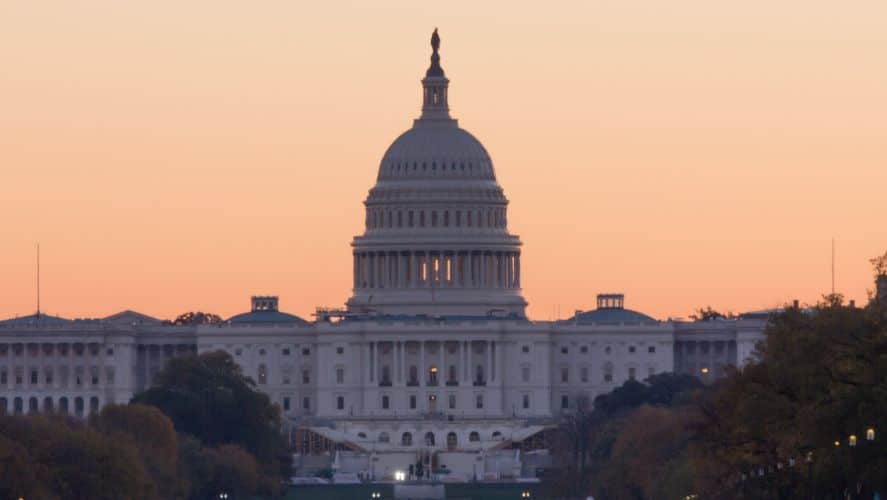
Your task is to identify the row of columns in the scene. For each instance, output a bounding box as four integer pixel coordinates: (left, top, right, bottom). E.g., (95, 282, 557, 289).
(353, 250, 520, 290)
(366, 340, 498, 386)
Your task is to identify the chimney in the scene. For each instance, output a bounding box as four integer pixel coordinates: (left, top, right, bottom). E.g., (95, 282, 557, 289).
(792, 299, 799, 309)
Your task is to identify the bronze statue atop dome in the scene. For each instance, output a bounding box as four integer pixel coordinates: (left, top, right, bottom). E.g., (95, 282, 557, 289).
(431, 28, 440, 53)
(426, 28, 445, 77)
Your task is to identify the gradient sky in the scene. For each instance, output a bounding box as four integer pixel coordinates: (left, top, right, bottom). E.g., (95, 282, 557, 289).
(1, 1, 885, 321)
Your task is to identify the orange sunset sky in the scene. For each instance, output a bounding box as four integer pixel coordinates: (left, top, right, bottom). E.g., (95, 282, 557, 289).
(1, 1, 885, 322)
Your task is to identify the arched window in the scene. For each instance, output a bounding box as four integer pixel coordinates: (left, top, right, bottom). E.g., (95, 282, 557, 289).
(43, 397, 53, 412)
(419, 211, 425, 227)
(604, 362, 614, 383)
(455, 211, 461, 227)
(398, 211, 403, 227)
(402, 432, 413, 446)
(28, 397, 38, 414)
(13, 397, 23, 414)
(447, 432, 457, 450)
(74, 397, 84, 416)
(0, 397, 6, 415)
(378, 432, 390, 443)
(425, 432, 435, 446)
(354, 431, 364, 439)
(492, 431, 502, 440)
(59, 397, 68, 413)
(469, 431, 480, 442)
(89, 397, 99, 414)
(408, 211, 414, 227)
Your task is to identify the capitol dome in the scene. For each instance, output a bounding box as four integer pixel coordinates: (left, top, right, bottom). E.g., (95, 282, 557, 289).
(346, 30, 526, 317)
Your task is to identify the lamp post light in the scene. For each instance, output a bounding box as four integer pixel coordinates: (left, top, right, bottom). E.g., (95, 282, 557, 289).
(520, 491, 531, 498)
(865, 428, 875, 441)
(849, 435, 857, 447)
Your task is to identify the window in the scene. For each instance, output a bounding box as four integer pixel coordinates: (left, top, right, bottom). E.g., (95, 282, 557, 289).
(336, 396, 344, 410)
(302, 369, 311, 384)
(580, 367, 589, 383)
(105, 367, 113, 385)
(303, 397, 310, 410)
(283, 397, 291, 411)
(409, 395, 417, 409)
(580, 345, 588, 354)
(283, 348, 291, 356)
(382, 395, 390, 409)
(604, 363, 613, 383)
(521, 366, 530, 383)
(605, 346, 612, 355)
(648, 366, 656, 377)
(379, 432, 390, 443)
(475, 394, 484, 409)
(561, 346, 568, 355)
(561, 367, 569, 383)
(235, 348, 243, 356)
(302, 348, 311, 356)
(521, 345, 530, 353)
(447, 432, 457, 450)
(469, 431, 480, 442)
(629, 346, 636, 354)
(258, 364, 267, 384)
(522, 394, 530, 409)
(106, 348, 114, 356)
(628, 367, 636, 380)
(648, 346, 656, 353)
(282, 375, 291, 384)
(448, 394, 456, 409)
(425, 432, 435, 446)
(402, 432, 413, 446)
(561, 395, 569, 409)
(259, 349, 266, 356)
(336, 367, 344, 384)
(30, 370, 38, 384)
(0, 370, 6, 384)
(336, 347, 344, 355)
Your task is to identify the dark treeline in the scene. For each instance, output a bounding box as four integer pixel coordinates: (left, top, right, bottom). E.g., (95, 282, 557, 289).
(547, 254, 887, 500)
(0, 351, 289, 500)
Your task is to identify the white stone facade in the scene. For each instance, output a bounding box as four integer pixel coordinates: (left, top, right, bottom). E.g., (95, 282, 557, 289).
(0, 31, 766, 479)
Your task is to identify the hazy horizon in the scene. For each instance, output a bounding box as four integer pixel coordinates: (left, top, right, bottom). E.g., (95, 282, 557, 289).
(2, 1, 885, 321)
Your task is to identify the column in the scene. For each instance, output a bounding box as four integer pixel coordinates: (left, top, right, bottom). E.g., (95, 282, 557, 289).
(463, 341, 470, 382)
(398, 342, 405, 383)
(370, 342, 376, 382)
(485, 341, 492, 383)
(515, 253, 521, 288)
(438, 342, 444, 383)
(419, 342, 426, 386)
(426, 252, 434, 288)
(353, 253, 359, 288)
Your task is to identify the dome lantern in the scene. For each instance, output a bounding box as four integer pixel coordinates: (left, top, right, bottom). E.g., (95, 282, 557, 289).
(420, 28, 452, 122)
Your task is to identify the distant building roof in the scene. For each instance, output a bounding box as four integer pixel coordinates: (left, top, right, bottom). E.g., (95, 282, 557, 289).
(103, 310, 162, 325)
(227, 296, 310, 325)
(0, 313, 74, 328)
(567, 294, 658, 325)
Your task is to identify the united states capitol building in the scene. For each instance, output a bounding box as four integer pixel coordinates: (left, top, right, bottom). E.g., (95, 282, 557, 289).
(0, 31, 766, 481)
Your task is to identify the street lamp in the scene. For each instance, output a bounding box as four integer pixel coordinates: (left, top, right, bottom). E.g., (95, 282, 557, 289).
(520, 492, 531, 498)
(219, 494, 229, 499)
(849, 435, 857, 447)
(371, 492, 382, 499)
(865, 428, 875, 441)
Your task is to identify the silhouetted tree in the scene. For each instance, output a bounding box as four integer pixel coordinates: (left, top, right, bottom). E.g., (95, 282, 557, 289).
(132, 351, 290, 491)
(164, 311, 224, 325)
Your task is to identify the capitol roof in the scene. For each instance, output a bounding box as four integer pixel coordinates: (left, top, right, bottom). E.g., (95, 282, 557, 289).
(568, 294, 658, 325)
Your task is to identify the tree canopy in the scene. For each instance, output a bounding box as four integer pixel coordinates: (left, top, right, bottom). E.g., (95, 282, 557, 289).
(164, 311, 224, 325)
(132, 350, 290, 480)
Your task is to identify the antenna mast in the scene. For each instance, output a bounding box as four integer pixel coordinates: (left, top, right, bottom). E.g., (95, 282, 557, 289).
(831, 237, 835, 295)
(37, 243, 41, 315)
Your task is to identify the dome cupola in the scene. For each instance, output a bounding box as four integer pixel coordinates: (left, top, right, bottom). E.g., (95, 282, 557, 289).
(346, 30, 526, 317)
